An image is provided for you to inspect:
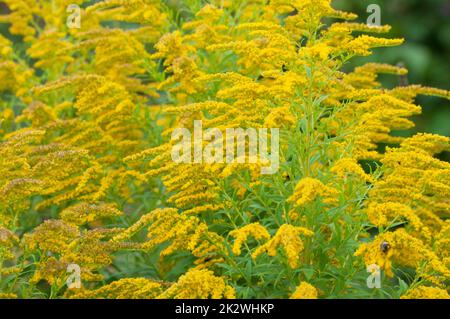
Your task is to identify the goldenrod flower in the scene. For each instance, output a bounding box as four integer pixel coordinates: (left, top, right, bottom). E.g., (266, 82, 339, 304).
(158, 268, 235, 299)
(69, 278, 163, 299)
(253, 224, 314, 268)
(401, 286, 450, 299)
(229, 222, 270, 256)
(0, 0, 448, 300)
(290, 282, 318, 299)
(288, 177, 339, 209)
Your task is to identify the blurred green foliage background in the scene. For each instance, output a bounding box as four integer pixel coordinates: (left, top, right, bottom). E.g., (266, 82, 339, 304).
(335, 0, 450, 138)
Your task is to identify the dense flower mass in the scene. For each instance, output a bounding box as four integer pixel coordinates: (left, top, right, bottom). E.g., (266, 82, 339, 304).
(0, 0, 448, 299)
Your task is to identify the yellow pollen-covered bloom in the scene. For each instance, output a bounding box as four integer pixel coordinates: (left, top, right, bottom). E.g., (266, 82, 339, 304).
(290, 282, 318, 299)
(157, 268, 235, 299)
(229, 222, 270, 256)
(401, 286, 450, 299)
(252, 224, 314, 268)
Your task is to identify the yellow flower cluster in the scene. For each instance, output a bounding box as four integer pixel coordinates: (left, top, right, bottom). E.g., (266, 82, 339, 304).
(290, 282, 318, 299)
(355, 133, 450, 288)
(157, 268, 235, 299)
(0, 0, 448, 299)
(330, 158, 373, 183)
(23, 219, 129, 285)
(287, 178, 338, 220)
(229, 222, 270, 256)
(0, 227, 18, 261)
(69, 278, 164, 299)
(252, 224, 314, 268)
(288, 178, 338, 208)
(354, 229, 450, 285)
(400, 286, 450, 299)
